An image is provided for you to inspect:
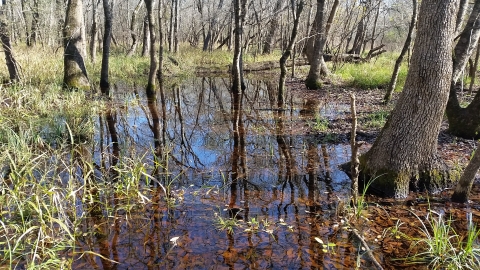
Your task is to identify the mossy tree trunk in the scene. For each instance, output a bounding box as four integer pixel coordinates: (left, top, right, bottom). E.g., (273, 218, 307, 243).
(446, 0, 480, 139)
(144, 0, 158, 95)
(305, 0, 327, 90)
(360, 0, 458, 199)
(63, 0, 90, 90)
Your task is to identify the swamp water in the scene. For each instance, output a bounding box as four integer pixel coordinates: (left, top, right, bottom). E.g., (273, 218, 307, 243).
(57, 77, 478, 269)
(72, 77, 360, 269)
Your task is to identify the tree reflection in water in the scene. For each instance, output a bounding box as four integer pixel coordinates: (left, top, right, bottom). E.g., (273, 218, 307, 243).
(73, 77, 355, 269)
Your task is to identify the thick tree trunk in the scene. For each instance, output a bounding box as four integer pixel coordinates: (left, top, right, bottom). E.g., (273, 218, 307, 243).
(451, 143, 480, 203)
(384, 0, 417, 103)
(305, 0, 327, 90)
(63, 0, 90, 90)
(262, 0, 282, 55)
(100, 0, 113, 94)
(446, 0, 480, 139)
(144, 0, 158, 95)
(359, 0, 458, 198)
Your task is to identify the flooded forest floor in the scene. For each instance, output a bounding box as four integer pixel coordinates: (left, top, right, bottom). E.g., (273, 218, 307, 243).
(2, 69, 480, 270)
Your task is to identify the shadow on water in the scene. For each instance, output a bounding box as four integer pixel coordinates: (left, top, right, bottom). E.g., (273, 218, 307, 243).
(73, 77, 378, 269)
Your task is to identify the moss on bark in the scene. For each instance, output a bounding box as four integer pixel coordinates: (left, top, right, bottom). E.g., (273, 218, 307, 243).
(304, 77, 323, 90)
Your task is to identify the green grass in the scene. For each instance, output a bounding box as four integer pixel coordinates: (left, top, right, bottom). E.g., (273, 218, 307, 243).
(363, 110, 390, 129)
(332, 53, 408, 90)
(406, 210, 480, 269)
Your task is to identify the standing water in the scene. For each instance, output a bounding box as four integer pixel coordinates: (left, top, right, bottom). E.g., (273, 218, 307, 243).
(72, 77, 443, 269)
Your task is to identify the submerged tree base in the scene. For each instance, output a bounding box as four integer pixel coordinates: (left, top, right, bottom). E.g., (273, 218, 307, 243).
(351, 157, 460, 198)
(305, 77, 323, 90)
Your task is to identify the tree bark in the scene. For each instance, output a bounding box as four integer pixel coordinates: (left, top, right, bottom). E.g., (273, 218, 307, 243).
(455, 0, 468, 35)
(126, 0, 142, 56)
(63, 0, 90, 90)
(262, 0, 283, 54)
(144, 0, 158, 95)
(446, 0, 480, 139)
(305, 0, 327, 90)
(278, 1, 303, 107)
(89, 0, 99, 63)
(359, 0, 458, 198)
(232, 0, 247, 94)
(0, 1, 20, 82)
(31, 0, 39, 45)
(141, 15, 150, 57)
(451, 144, 480, 203)
(384, 0, 417, 103)
(100, 0, 113, 94)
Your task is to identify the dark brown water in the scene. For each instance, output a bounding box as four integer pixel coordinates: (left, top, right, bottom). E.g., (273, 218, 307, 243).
(71, 77, 479, 269)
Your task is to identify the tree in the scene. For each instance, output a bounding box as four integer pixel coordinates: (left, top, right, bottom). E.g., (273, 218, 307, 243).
(126, 0, 142, 56)
(278, 0, 303, 107)
(144, 0, 158, 95)
(100, 0, 114, 94)
(63, 0, 89, 90)
(359, 0, 458, 198)
(0, 0, 20, 81)
(305, 0, 327, 90)
(451, 143, 480, 203)
(384, 0, 417, 103)
(232, 0, 247, 93)
(89, 0, 100, 63)
(262, 0, 283, 55)
(446, 0, 480, 139)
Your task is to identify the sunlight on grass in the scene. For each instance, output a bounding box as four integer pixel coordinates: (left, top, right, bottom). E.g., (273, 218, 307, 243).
(332, 53, 408, 91)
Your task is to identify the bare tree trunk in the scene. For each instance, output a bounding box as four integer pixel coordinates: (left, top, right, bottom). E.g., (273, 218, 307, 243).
(360, 0, 458, 198)
(20, 0, 31, 46)
(31, 0, 39, 45)
(384, 0, 417, 103)
(452, 143, 480, 203)
(56, 0, 66, 46)
(262, 0, 282, 55)
(100, 0, 113, 94)
(173, 0, 178, 52)
(63, 0, 90, 90)
(455, 0, 468, 35)
(278, 1, 303, 107)
(324, 0, 339, 38)
(305, 0, 327, 90)
(157, 0, 164, 81)
(144, 0, 158, 95)
(126, 0, 142, 56)
(90, 0, 99, 63)
(0, 2, 20, 82)
(232, 0, 247, 93)
(369, 0, 380, 51)
(141, 15, 150, 57)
